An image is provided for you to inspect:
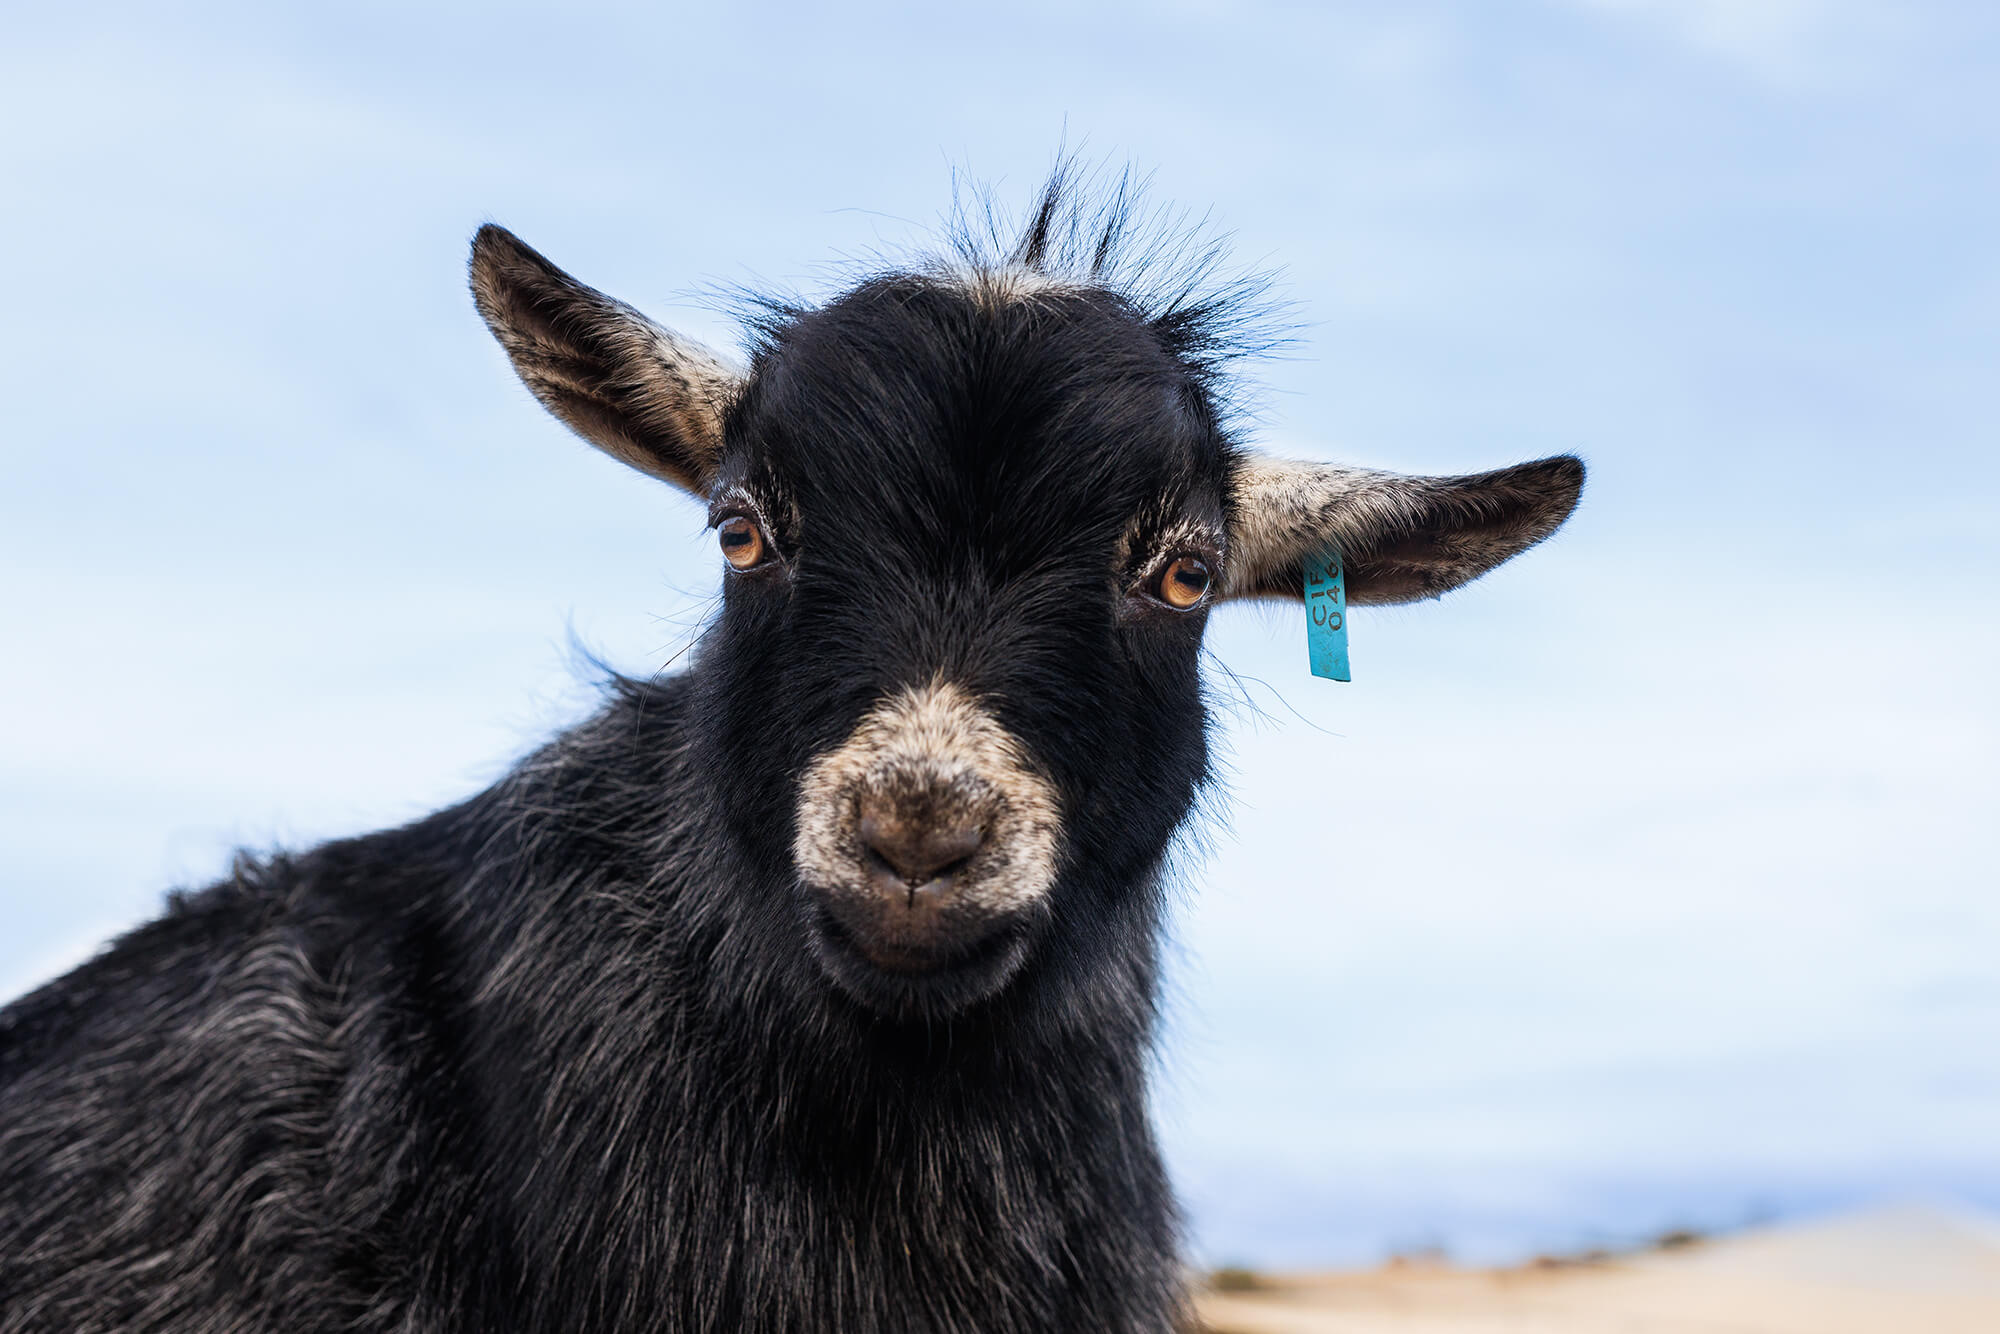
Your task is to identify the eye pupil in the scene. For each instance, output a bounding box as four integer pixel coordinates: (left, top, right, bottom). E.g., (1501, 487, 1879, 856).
(719, 516, 767, 570)
(1158, 555, 1211, 610)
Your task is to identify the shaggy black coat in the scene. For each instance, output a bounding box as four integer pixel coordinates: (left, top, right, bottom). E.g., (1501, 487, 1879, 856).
(0, 201, 1224, 1333)
(0, 675, 1185, 1332)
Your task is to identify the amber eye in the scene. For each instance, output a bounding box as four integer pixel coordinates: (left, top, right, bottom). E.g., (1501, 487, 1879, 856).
(718, 515, 767, 570)
(1156, 555, 1212, 610)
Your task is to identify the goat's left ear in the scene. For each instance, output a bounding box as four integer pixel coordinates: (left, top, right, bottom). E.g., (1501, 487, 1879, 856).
(1225, 453, 1585, 604)
(469, 224, 741, 497)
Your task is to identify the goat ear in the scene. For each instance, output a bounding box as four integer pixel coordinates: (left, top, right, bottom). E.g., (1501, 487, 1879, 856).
(1225, 453, 1585, 605)
(469, 224, 740, 496)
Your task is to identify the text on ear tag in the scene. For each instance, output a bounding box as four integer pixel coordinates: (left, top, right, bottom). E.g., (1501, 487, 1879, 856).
(1304, 548, 1351, 682)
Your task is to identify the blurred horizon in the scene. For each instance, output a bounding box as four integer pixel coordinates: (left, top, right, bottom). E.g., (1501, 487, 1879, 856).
(3, 0, 1995, 1267)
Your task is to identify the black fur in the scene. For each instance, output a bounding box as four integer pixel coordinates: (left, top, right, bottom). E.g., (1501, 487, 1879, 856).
(1, 178, 1237, 1333)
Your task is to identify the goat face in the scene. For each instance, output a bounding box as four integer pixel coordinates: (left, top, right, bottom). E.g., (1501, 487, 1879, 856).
(470, 214, 1584, 1021)
(714, 276, 1230, 1016)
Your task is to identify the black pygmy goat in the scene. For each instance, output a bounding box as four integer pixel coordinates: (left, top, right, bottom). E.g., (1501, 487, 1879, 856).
(0, 179, 1583, 1333)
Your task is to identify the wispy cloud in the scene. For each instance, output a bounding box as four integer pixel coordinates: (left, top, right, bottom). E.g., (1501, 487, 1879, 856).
(1557, 0, 1888, 85)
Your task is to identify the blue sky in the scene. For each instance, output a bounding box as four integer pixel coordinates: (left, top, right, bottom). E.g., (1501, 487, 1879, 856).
(3, 0, 1995, 1265)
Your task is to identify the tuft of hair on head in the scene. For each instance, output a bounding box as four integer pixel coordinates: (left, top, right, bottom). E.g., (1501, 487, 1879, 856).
(937, 155, 1294, 418)
(721, 156, 1295, 428)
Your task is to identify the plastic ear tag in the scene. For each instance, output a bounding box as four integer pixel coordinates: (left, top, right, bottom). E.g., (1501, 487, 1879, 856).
(1304, 548, 1350, 682)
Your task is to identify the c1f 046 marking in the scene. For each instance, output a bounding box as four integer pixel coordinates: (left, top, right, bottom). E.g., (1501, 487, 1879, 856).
(1304, 548, 1350, 682)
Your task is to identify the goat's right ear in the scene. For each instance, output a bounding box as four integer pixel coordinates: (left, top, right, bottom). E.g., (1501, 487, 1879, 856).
(469, 224, 741, 497)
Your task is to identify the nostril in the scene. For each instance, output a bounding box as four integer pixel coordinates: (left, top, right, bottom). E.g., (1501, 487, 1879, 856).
(856, 800, 985, 889)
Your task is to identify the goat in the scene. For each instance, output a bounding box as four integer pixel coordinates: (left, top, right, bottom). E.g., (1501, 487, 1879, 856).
(0, 176, 1583, 1332)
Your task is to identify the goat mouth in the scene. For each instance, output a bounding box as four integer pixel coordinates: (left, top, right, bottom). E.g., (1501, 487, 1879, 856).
(811, 904, 1020, 975)
(807, 904, 1032, 1013)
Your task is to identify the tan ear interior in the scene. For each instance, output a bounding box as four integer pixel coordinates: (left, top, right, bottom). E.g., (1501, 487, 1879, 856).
(1226, 454, 1585, 604)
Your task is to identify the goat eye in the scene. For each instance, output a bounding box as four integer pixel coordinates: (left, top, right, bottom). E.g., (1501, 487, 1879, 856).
(718, 516, 767, 570)
(1156, 555, 1211, 610)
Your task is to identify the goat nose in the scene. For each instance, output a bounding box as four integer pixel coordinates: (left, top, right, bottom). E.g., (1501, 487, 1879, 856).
(856, 796, 985, 890)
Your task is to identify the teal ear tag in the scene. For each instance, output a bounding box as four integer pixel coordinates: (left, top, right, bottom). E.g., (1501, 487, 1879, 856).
(1304, 548, 1350, 682)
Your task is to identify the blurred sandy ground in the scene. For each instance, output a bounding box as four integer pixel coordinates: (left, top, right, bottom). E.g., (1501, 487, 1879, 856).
(1195, 1204, 2000, 1333)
